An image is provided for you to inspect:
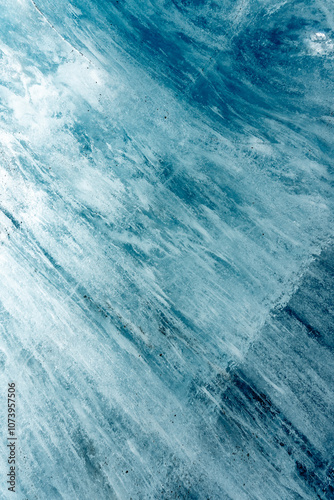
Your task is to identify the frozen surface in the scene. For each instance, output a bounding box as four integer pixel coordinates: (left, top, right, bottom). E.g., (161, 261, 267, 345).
(0, 0, 333, 498)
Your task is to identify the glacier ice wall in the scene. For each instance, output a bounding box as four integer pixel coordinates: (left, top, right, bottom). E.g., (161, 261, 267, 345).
(0, 0, 333, 498)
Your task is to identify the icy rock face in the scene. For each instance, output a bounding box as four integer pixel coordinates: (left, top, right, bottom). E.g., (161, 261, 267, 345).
(0, 0, 332, 498)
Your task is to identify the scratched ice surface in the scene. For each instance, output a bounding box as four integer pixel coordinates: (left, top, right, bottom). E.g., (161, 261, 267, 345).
(0, 0, 333, 498)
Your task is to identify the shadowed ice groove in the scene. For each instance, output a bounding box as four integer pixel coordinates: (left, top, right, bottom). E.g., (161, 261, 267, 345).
(205, 243, 334, 499)
(0, 0, 332, 498)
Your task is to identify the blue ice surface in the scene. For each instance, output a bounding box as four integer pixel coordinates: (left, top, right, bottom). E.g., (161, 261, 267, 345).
(0, 0, 333, 498)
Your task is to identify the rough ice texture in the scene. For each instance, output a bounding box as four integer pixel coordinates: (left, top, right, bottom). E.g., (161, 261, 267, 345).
(0, 0, 333, 498)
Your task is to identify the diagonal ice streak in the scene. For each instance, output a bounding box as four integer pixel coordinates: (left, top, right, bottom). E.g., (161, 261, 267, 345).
(0, 0, 332, 498)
